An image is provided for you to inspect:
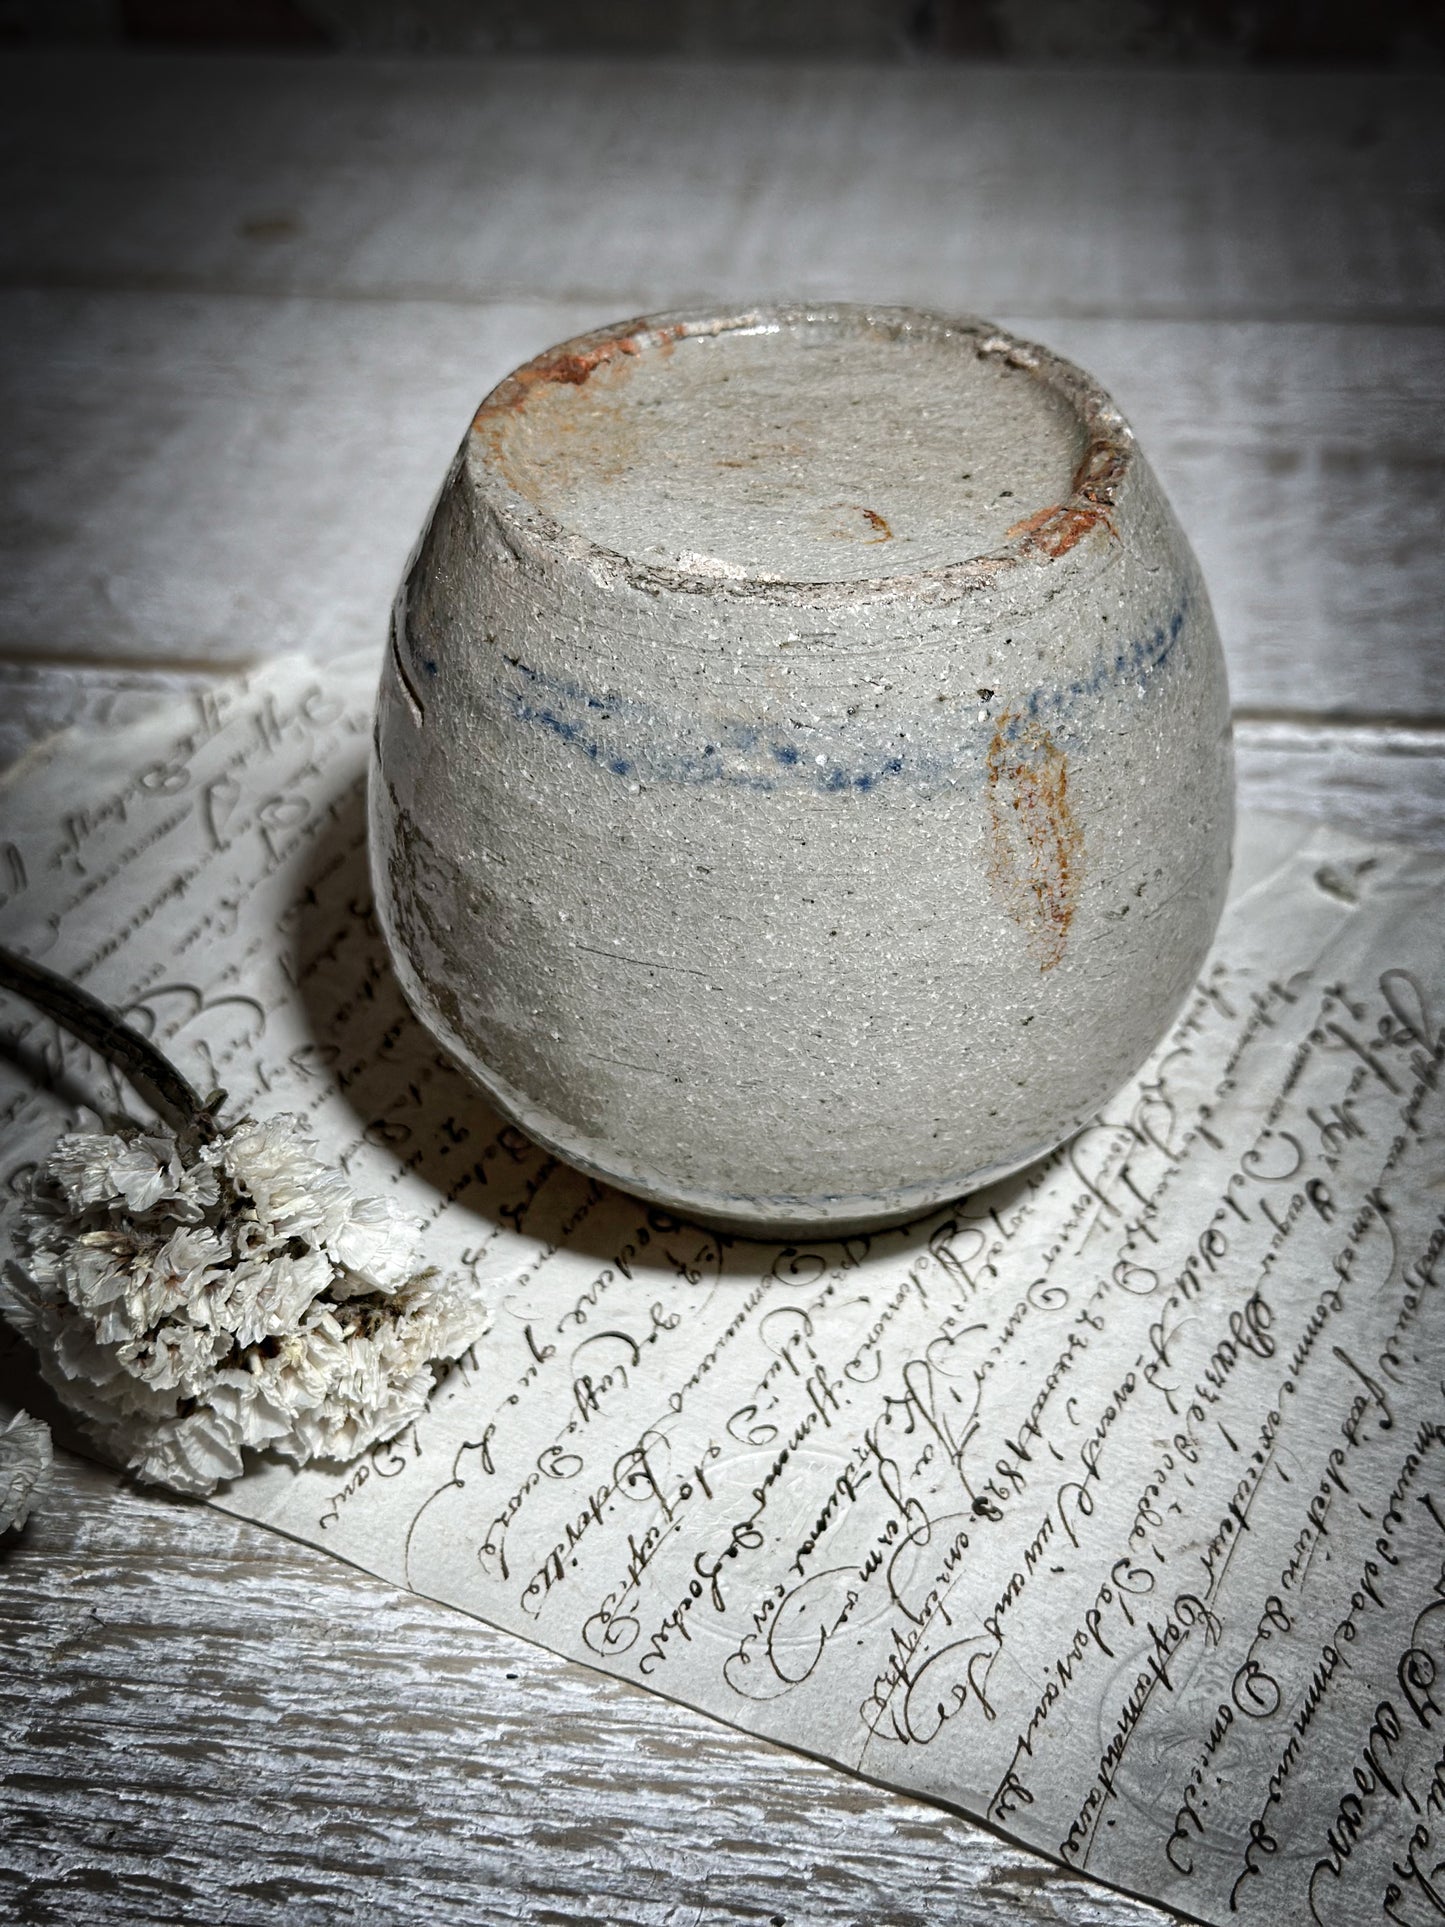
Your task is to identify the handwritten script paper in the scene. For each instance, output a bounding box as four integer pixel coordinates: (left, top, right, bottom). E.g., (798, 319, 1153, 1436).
(1, 652, 1442, 1926)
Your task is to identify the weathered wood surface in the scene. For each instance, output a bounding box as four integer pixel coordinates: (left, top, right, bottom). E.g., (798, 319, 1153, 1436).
(0, 48, 1442, 1927)
(0, 1447, 1170, 1927)
(1230, 721, 1445, 848)
(2, 57, 1441, 320)
(3, 290, 1442, 718)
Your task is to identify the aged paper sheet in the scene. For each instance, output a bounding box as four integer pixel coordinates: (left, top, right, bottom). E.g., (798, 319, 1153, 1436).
(1, 653, 1442, 1926)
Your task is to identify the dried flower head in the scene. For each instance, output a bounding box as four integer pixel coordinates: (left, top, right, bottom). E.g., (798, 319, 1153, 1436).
(4, 1114, 481, 1497)
(0, 1409, 52, 1531)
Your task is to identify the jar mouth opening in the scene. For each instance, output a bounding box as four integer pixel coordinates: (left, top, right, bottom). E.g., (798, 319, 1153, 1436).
(467, 304, 1134, 603)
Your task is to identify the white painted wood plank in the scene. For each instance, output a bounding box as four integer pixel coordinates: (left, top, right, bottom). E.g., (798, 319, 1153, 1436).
(0, 55, 1440, 321)
(1, 290, 1438, 718)
(0, 55, 1438, 1924)
(0, 291, 601, 665)
(1007, 317, 1445, 726)
(0, 1446, 1172, 1927)
(1232, 721, 1445, 847)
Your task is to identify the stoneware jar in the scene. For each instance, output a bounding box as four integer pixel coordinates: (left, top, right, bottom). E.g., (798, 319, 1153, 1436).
(370, 305, 1233, 1235)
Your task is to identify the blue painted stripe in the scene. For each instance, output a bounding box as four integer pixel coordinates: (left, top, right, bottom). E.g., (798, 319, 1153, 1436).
(494, 593, 1189, 797)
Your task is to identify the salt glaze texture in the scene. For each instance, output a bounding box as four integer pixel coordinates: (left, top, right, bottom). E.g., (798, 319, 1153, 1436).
(370, 306, 1233, 1234)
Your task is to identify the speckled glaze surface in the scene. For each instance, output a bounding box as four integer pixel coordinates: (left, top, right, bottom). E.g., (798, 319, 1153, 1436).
(369, 305, 1233, 1234)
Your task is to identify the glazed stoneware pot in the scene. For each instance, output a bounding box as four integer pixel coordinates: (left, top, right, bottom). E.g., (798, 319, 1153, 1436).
(370, 305, 1233, 1235)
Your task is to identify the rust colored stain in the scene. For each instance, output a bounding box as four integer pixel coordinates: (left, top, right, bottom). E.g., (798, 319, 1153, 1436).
(472, 322, 688, 434)
(1004, 431, 1128, 560)
(822, 501, 893, 543)
(530, 337, 643, 388)
(985, 712, 1083, 972)
(1005, 499, 1110, 559)
(472, 336, 641, 429)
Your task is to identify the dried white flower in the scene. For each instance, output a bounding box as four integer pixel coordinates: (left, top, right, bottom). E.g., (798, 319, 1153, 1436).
(4, 1114, 483, 1497)
(0, 1409, 53, 1531)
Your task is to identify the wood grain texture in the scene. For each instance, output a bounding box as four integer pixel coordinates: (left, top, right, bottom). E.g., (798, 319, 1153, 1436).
(0, 47, 1441, 1927)
(1, 55, 1441, 320)
(0, 1447, 1171, 1927)
(0, 290, 596, 666)
(0, 702, 1437, 1927)
(1231, 721, 1445, 849)
(2, 289, 1440, 717)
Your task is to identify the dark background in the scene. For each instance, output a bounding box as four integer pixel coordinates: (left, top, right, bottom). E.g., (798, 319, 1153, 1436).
(5, 0, 1444, 64)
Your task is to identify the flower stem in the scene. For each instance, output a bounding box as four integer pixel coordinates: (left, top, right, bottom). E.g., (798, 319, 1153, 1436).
(0, 943, 217, 1141)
